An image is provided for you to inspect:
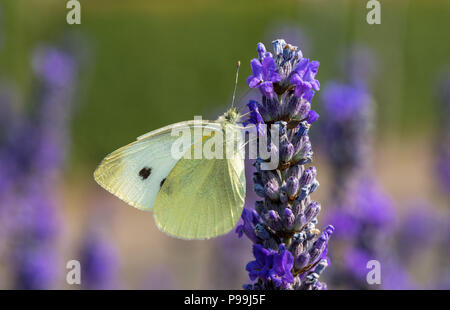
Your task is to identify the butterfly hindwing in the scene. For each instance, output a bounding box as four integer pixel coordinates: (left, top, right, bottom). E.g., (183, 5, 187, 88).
(153, 125, 246, 239)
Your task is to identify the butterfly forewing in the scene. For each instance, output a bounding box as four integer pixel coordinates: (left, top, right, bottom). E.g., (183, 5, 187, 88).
(93, 121, 214, 211)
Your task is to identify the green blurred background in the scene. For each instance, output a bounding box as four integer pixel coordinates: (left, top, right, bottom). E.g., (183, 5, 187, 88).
(2, 0, 450, 170)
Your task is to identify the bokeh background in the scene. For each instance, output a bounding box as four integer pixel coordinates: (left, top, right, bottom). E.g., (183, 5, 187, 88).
(0, 0, 449, 289)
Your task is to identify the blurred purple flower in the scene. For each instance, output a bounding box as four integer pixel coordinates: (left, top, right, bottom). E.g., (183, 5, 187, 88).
(80, 233, 119, 290)
(1, 43, 80, 289)
(353, 178, 395, 229)
(32, 46, 76, 88)
(344, 249, 372, 279)
(321, 82, 372, 189)
(9, 182, 61, 289)
(11, 244, 58, 290)
(340, 45, 378, 88)
(319, 52, 408, 289)
(435, 73, 450, 194)
(142, 268, 177, 290)
(395, 202, 439, 262)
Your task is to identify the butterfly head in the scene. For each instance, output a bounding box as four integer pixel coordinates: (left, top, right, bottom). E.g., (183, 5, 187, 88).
(217, 107, 241, 124)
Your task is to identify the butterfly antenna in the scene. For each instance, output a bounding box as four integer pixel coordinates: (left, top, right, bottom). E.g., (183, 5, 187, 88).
(235, 84, 256, 113)
(231, 61, 240, 109)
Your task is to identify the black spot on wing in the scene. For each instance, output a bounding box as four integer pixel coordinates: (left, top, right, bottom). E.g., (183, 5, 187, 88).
(139, 167, 152, 180)
(160, 178, 166, 187)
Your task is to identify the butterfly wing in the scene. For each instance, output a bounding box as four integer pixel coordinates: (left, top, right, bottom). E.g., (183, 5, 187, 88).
(93, 120, 214, 211)
(152, 125, 246, 239)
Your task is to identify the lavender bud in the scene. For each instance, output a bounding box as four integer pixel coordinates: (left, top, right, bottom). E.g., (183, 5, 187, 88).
(309, 234, 328, 261)
(305, 223, 320, 241)
(286, 176, 299, 199)
(298, 187, 309, 201)
(257, 42, 266, 60)
(313, 259, 328, 276)
(306, 110, 319, 124)
(305, 201, 321, 223)
(253, 172, 262, 186)
(264, 181, 280, 201)
(254, 201, 265, 214)
(297, 101, 311, 120)
(263, 199, 279, 212)
(282, 44, 293, 61)
(295, 252, 310, 270)
(291, 198, 303, 216)
(266, 210, 282, 231)
(266, 142, 279, 165)
(287, 163, 304, 180)
(295, 121, 310, 138)
(262, 95, 280, 120)
(280, 138, 294, 163)
(324, 225, 335, 237)
(309, 180, 320, 194)
(272, 39, 286, 56)
(289, 234, 304, 258)
(282, 95, 301, 119)
(274, 121, 287, 136)
(304, 273, 319, 288)
(279, 189, 289, 204)
(282, 208, 295, 230)
(293, 214, 307, 231)
(299, 167, 317, 188)
(254, 183, 265, 198)
(260, 170, 281, 186)
(299, 136, 312, 155)
(292, 135, 312, 162)
(254, 223, 271, 240)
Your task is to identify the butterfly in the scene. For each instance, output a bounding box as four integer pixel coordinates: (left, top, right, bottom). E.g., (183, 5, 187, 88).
(93, 107, 250, 240)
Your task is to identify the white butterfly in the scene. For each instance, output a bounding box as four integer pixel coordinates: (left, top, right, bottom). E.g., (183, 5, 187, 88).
(94, 108, 248, 239)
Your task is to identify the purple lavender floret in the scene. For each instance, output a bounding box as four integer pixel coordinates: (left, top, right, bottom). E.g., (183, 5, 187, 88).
(235, 208, 262, 244)
(238, 40, 333, 290)
(246, 244, 294, 289)
(247, 52, 281, 98)
(290, 58, 320, 102)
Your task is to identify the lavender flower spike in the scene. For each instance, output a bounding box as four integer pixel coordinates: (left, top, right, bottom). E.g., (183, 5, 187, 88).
(238, 40, 333, 290)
